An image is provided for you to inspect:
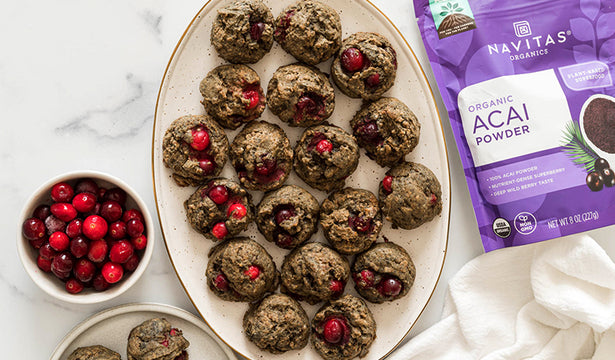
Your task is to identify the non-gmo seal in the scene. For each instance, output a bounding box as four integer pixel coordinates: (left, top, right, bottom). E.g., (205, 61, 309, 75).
(492, 217, 511, 238)
(514, 212, 537, 235)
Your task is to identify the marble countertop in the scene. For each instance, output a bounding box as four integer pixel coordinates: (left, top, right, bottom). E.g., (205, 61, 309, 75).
(2, 0, 614, 359)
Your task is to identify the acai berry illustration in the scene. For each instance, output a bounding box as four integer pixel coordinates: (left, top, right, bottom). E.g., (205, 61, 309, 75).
(586, 171, 604, 192)
(601, 167, 615, 187)
(595, 157, 610, 173)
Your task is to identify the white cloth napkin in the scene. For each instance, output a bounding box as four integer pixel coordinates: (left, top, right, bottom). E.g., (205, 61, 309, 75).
(389, 234, 615, 360)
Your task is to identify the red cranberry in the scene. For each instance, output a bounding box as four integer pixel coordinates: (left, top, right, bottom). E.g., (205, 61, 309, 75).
(316, 139, 333, 154)
(329, 280, 344, 295)
(39, 243, 57, 260)
(51, 182, 74, 203)
(382, 176, 393, 193)
(72, 192, 97, 213)
(294, 93, 324, 123)
(126, 219, 145, 238)
(124, 254, 140, 272)
(44, 215, 66, 235)
(100, 201, 123, 222)
(98, 187, 107, 200)
(212, 222, 228, 240)
(213, 273, 229, 291)
(109, 239, 134, 263)
(65, 219, 82, 239)
(366, 73, 380, 87)
(250, 22, 265, 40)
(244, 265, 260, 280)
(208, 185, 229, 205)
(341, 48, 365, 72)
(349, 216, 371, 233)
(82, 203, 101, 217)
(49, 231, 70, 251)
(103, 187, 127, 206)
(51, 252, 74, 279)
(108, 221, 127, 239)
(199, 157, 216, 174)
(227, 203, 247, 219)
(50, 203, 78, 222)
(274, 10, 294, 41)
(83, 215, 108, 240)
(101, 262, 124, 284)
(75, 178, 99, 195)
(29, 238, 46, 249)
(355, 121, 382, 145)
(70, 235, 89, 258)
(170, 328, 179, 336)
(37, 256, 52, 272)
(323, 317, 349, 345)
(74, 258, 96, 283)
(353, 269, 375, 289)
(275, 207, 295, 225)
(255, 158, 277, 176)
(190, 126, 210, 151)
(65, 278, 84, 294)
(429, 193, 438, 205)
(92, 273, 110, 291)
(22, 217, 46, 241)
(122, 209, 144, 223)
(131, 234, 148, 250)
(276, 233, 294, 248)
(379, 277, 402, 297)
(33, 205, 51, 220)
(87, 239, 109, 263)
(243, 89, 260, 110)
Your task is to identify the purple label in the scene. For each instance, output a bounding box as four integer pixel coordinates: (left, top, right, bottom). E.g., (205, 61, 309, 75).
(476, 151, 586, 205)
(558, 61, 613, 90)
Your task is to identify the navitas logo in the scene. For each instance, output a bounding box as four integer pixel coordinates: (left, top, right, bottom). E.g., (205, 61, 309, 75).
(513, 21, 532, 37)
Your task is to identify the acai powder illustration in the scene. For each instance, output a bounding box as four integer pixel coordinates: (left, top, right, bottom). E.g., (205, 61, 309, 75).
(583, 97, 615, 154)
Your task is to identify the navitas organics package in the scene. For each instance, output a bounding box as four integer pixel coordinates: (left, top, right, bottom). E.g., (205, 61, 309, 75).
(413, 0, 615, 251)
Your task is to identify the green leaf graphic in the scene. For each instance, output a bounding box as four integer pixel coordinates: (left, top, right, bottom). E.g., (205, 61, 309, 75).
(447, 3, 453, 8)
(441, 5, 448, 10)
(440, 11, 448, 16)
(456, 7, 464, 12)
(453, 3, 459, 8)
(561, 120, 600, 172)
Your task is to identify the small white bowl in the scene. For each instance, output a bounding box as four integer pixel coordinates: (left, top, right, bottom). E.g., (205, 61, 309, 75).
(17, 170, 155, 304)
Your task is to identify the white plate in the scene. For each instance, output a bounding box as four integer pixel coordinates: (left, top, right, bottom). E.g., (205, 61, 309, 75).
(152, 0, 451, 359)
(50, 302, 237, 360)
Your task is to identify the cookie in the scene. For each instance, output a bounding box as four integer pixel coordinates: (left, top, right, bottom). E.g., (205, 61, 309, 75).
(199, 64, 266, 130)
(243, 293, 310, 353)
(273, 0, 342, 65)
(352, 242, 416, 303)
(351, 97, 420, 168)
(230, 121, 293, 191)
(267, 63, 335, 127)
(206, 237, 279, 302)
(320, 188, 382, 255)
(127, 318, 189, 360)
(162, 115, 229, 187)
(294, 124, 360, 192)
(280, 242, 349, 304)
(378, 161, 442, 229)
(331, 32, 397, 100)
(67, 345, 121, 360)
(311, 294, 377, 360)
(184, 178, 254, 241)
(211, 0, 274, 64)
(256, 185, 320, 249)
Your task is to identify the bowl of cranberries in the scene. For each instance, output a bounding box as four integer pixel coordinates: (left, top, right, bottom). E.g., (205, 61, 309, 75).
(17, 170, 155, 304)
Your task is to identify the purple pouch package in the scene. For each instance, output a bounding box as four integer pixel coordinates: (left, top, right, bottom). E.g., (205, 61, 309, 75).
(413, 0, 615, 251)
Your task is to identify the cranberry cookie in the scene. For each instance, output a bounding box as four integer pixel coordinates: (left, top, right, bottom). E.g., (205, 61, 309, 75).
(267, 63, 335, 127)
(331, 32, 397, 100)
(67, 345, 120, 360)
(206, 237, 279, 302)
(352, 242, 416, 303)
(162, 115, 229, 187)
(379, 161, 442, 229)
(200, 64, 266, 130)
(256, 185, 320, 249)
(184, 178, 254, 241)
(127, 318, 189, 360)
(211, 0, 274, 64)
